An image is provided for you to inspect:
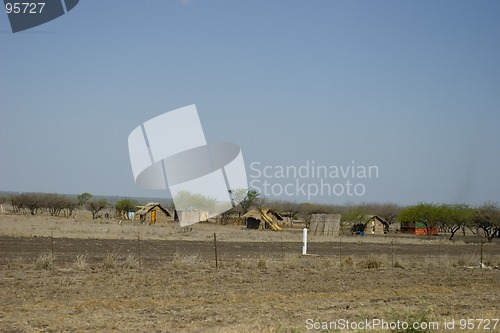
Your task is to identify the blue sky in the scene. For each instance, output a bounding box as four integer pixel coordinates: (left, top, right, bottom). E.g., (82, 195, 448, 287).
(0, 0, 499, 205)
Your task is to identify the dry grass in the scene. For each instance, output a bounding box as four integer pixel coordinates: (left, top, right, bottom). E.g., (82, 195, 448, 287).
(357, 255, 383, 269)
(283, 254, 300, 269)
(74, 254, 89, 271)
(121, 254, 140, 269)
(34, 252, 54, 270)
(170, 252, 200, 269)
(102, 253, 118, 269)
(5, 257, 27, 270)
(1, 257, 498, 332)
(0, 213, 499, 332)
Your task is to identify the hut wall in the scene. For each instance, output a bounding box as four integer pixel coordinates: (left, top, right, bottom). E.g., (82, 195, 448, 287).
(365, 218, 386, 235)
(309, 214, 340, 237)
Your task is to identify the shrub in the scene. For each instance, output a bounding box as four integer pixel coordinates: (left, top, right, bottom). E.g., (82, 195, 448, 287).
(121, 255, 140, 269)
(102, 254, 118, 269)
(35, 253, 54, 270)
(257, 256, 268, 269)
(340, 256, 354, 269)
(74, 254, 89, 271)
(171, 253, 198, 269)
(358, 256, 383, 269)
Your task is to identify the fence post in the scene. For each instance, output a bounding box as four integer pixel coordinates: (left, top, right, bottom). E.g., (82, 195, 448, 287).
(302, 228, 308, 255)
(214, 233, 218, 269)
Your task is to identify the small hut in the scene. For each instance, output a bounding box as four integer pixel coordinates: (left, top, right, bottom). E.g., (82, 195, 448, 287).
(174, 210, 209, 224)
(243, 208, 283, 231)
(364, 215, 389, 235)
(134, 203, 172, 224)
(400, 221, 438, 235)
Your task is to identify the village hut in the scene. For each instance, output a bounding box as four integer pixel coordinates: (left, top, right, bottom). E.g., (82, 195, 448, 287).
(243, 208, 283, 231)
(400, 221, 438, 235)
(174, 210, 210, 224)
(134, 202, 172, 224)
(364, 215, 389, 235)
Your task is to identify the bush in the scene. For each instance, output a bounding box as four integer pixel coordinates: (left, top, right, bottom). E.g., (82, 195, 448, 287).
(257, 256, 268, 269)
(340, 256, 354, 269)
(10, 193, 77, 216)
(35, 253, 54, 270)
(115, 199, 139, 218)
(171, 253, 199, 269)
(121, 255, 140, 269)
(102, 254, 118, 269)
(74, 254, 89, 271)
(358, 256, 383, 269)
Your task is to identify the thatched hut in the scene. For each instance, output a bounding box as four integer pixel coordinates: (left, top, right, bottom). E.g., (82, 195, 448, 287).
(134, 202, 172, 224)
(243, 208, 283, 231)
(364, 215, 389, 235)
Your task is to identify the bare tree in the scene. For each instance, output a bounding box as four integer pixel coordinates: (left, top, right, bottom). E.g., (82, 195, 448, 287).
(86, 199, 108, 219)
(470, 202, 500, 242)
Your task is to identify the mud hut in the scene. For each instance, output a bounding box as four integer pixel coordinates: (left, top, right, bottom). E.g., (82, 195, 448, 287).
(135, 203, 172, 224)
(243, 208, 283, 231)
(364, 215, 389, 235)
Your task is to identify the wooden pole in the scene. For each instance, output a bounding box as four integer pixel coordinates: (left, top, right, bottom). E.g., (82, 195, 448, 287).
(138, 231, 142, 271)
(50, 231, 54, 260)
(214, 233, 218, 269)
(391, 239, 394, 269)
(281, 236, 284, 267)
(480, 241, 484, 268)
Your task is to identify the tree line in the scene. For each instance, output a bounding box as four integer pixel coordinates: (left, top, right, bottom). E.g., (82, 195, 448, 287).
(1, 191, 499, 241)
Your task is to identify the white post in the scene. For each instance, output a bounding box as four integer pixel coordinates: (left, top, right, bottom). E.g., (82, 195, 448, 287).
(302, 228, 308, 255)
(0, 204, 3, 212)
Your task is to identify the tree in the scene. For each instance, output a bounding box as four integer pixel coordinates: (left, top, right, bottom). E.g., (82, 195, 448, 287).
(0, 194, 7, 212)
(470, 202, 500, 242)
(372, 203, 401, 225)
(86, 199, 108, 219)
(436, 204, 473, 240)
(268, 200, 300, 227)
(297, 202, 338, 228)
(115, 198, 139, 218)
(173, 190, 216, 213)
(231, 189, 262, 213)
(398, 203, 439, 237)
(77, 192, 93, 207)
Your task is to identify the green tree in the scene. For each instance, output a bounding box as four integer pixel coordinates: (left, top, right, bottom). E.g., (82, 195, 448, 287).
(399, 203, 439, 236)
(77, 192, 93, 206)
(173, 190, 216, 213)
(232, 189, 262, 213)
(86, 199, 108, 219)
(436, 204, 473, 240)
(470, 202, 500, 242)
(115, 198, 139, 218)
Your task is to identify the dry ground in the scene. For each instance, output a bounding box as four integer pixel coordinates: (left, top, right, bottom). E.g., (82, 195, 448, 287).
(0, 213, 499, 332)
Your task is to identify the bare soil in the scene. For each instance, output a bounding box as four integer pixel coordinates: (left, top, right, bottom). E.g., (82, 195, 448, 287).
(0, 213, 499, 332)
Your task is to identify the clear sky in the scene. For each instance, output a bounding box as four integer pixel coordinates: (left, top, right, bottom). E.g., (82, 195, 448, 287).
(1, 0, 499, 205)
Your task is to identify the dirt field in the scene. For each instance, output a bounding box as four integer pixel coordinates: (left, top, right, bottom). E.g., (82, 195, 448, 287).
(1, 213, 499, 332)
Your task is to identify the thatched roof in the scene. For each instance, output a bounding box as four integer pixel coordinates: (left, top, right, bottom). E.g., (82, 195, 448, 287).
(364, 215, 388, 226)
(135, 202, 172, 217)
(242, 208, 283, 222)
(243, 208, 283, 231)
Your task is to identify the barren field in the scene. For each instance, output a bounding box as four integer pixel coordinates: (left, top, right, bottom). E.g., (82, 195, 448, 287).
(1, 213, 499, 332)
